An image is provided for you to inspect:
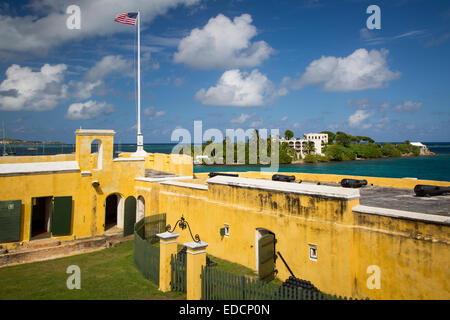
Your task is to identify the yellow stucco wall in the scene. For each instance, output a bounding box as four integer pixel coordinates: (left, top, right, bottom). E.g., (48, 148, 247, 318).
(0, 154, 75, 164)
(0, 130, 192, 251)
(155, 180, 449, 300)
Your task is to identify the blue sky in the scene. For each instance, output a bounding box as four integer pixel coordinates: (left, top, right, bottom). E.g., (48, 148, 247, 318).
(0, 0, 449, 143)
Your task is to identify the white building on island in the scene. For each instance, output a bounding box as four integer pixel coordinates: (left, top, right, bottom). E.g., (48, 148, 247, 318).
(280, 133, 328, 158)
(410, 142, 430, 155)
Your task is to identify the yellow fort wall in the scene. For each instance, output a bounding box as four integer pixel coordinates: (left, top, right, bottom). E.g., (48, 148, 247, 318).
(0, 154, 75, 164)
(156, 180, 449, 300)
(0, 129, 192, 250)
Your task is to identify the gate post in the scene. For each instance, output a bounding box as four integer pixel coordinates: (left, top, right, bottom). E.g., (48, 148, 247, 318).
(185, 241, 208, 300)
(157, 231, 180, 292)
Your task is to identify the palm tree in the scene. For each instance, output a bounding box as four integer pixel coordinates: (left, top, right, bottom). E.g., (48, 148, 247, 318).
(304, 141, 316, 155)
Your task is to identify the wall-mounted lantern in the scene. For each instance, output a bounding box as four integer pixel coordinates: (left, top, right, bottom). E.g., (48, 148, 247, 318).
(220, 224, 230, 237)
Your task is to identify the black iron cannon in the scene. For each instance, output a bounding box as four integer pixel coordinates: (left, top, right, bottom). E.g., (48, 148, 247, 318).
(414, 185, 450, 197)
(340, 178, 368, 188)
(208, 172, 239, 178)
(272, 174, 296, 182)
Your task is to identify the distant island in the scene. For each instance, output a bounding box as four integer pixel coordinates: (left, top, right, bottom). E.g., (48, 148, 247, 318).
(0, 138, 66, 145)
(188, 130, 435, 165)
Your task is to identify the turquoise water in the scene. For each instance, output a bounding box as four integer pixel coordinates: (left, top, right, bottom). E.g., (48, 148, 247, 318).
(194, 154, 450, 182)
(3, 142, 450, 182)
(194, 143, 450, 182)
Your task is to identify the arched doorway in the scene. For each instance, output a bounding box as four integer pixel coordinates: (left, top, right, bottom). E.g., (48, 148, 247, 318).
(137, 196, 145, 222)
(123, 196, 137, 236)
(105, 194, 123, 231)
(255, 228, 276, 282)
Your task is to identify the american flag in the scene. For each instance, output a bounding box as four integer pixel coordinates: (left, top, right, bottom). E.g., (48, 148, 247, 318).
(114, 12, 138, 26)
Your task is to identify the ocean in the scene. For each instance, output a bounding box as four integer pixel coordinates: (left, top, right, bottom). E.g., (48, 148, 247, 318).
(3, 142, 450, 182)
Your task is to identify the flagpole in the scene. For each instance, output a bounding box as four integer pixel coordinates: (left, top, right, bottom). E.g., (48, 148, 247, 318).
(134, 9, 146, 156)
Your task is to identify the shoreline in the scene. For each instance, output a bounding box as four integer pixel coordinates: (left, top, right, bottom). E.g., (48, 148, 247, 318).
(195, 152, 438, 167)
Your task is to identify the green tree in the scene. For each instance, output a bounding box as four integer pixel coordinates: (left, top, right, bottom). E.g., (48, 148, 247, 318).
(284, 129, 294, 140)
(304, 141, 316, 155)
(320, 131, 335, 144)
(335, 132, 351, 147)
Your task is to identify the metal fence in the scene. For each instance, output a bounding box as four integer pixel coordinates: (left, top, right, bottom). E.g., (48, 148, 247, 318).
(144, 214, 167, 243)
(201, 266, 360, 300)
(134, 215, 166, 286)
(170, 253, 187, 292)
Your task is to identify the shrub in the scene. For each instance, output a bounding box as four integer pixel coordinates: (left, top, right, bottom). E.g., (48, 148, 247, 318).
(349, 143, 383, 159)
(381, 143, 402, 157)
(324, 145, 356, 161)
(303, 154, 318, 163)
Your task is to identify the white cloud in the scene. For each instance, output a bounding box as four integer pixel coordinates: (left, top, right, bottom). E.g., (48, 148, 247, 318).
(174, 13, 273, 69)
(250, 119, 263, 127)
(348, 109, 372, 128)
(65, 100, 114, 120)
(72, 55, 130, 99)
(231, 113, 252, 124)
(0, 0, 200, 54)
(0, 63, 67, 111)
(347, 98, 371, 109)
(143, 107, 166, 120)
(288, 48, 400, 92)
(72, 80, 103, 100)
(281, 116, 288, 121)
(393, 101, 423, 112)
(195, 69, 281, 107)
(85, 55, 130, 81)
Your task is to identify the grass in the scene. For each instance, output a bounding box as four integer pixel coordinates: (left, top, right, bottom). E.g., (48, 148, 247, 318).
(0, 241, 185, 300)
(0, 241, 283, 299)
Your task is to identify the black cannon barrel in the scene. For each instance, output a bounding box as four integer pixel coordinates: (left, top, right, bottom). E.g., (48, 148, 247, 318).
(341, 178, 368, 188)
(208, 172, 239, 178)
(272, 174, 296, 182)
(414, 184, 450, 197)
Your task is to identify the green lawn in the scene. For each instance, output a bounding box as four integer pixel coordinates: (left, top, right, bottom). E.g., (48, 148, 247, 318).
(0, 241, 185, 300)
(0, 240, 283, 300)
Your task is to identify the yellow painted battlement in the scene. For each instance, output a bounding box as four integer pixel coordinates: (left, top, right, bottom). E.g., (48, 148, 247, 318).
(194, 171, 450, 189)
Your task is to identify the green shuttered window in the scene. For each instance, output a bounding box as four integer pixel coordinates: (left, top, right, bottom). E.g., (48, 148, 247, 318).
(0, 200, 22, 243)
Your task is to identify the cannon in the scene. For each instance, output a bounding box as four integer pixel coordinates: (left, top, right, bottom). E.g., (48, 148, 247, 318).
(414, 185, 450, 197)
(272, 174, 296, 182)
(340, 178, 368, 188)
(208, 172, 239, 178)
(277, 251, 321, 298)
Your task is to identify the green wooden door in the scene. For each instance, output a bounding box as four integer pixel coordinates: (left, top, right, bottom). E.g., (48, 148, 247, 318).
(0, 200, 22, 243)
(52, 196, 72, 236)
(124, 196, 136, 236)
(258, 233, 276, 282)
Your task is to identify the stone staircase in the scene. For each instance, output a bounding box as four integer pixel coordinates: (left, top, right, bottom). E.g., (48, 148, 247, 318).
(0, 232, 133, 268)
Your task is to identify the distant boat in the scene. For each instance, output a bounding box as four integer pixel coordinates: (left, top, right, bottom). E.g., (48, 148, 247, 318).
(27, 147, 37, 151)
(1, 121, 16, 156)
